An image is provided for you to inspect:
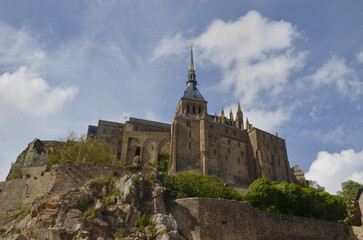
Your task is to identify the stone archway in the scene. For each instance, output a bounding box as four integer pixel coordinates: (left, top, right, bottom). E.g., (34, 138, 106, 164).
(126, 138, 140, 165)
(158, 139, 170, 155)
(142, 139, 157, 166)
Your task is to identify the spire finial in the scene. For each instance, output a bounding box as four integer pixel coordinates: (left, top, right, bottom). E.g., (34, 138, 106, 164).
(237, 102, 242, 112)
(187, 43, 197, 86)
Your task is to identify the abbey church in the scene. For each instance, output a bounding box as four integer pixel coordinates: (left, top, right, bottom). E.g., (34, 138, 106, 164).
(87, 46, 305, 186)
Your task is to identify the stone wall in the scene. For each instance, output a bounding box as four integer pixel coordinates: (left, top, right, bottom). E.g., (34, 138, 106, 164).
(0, 165, 56, 216)
(0, 161, 127, 217)
(172, 198, 358, 240)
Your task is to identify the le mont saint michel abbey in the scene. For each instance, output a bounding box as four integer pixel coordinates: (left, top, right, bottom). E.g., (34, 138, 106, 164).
(87, 45, 305, 187)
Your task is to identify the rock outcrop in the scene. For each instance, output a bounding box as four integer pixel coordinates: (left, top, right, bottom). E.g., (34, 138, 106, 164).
(0, 173, 184, 240)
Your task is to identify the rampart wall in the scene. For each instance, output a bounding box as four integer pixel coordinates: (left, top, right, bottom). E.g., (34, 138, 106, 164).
(0, 161, 126, 217)
(172, 198, 358, 240)
(0, 165, 56, 216)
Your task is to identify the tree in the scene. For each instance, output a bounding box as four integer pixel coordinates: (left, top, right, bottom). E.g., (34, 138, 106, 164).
(48, 132, 115, 165)
(243, 178, 347, 222)
(162, 172, 243, 201)
(337, 180, 363, 225)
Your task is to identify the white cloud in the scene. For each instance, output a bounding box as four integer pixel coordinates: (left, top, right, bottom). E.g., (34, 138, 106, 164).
(0, 66, 78, 120)
(153, 11, 307, 130)
(0, 21, 79, 122)
(357, 50, 363, 64)
(0, 22, 44, 69)
(244, 107, 291, 132)
(309, 56, 363, 100)
(305, 149, 363, 194)
(151, 33, 187, 61)
(194, 11, 307, 107)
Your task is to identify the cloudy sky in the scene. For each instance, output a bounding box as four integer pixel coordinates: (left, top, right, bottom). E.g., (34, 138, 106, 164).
(0, 0, 362, 194)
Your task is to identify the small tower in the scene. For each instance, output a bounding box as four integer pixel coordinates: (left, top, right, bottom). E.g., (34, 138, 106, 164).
(221, 107, 226, 124)
(229, 109, 234, 126)
(174, 43, 207, 117)
(235, 102, 244, 129)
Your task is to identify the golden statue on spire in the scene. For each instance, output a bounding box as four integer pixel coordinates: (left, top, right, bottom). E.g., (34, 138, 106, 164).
(190, 41, 193, 47)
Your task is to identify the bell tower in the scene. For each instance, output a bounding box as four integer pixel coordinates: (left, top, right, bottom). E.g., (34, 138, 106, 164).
(175, 42, 207, 117)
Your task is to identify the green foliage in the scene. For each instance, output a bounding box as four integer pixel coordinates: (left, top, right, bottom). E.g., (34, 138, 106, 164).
(17, 207, 30, 221)
(125, 165, 141, 172)
(337, 180, 363, 225)
(6, 161, 23, 181)
(47, 132, 115, 165)
(135, 213, 151, 230)
(162, 172, 243, 200)
(113, 227, 127, 238)
(94, 178, 107, 186)
(84, 209, 96, 218)
(154, 153, 170, 173)
(243, 178, 347, 222)
(306, 180, 325, 192)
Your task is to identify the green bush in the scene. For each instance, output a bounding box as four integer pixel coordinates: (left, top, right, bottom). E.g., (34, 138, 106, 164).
(125, 165, 141, 172)
(154, 153, 169, 173)
(162, 172, 242, 200)
(47, 132, 115, 165)
(243, 178, 347, 222)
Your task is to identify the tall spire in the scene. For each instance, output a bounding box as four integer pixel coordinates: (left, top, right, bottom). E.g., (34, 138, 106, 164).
(187, 42, 197, 85)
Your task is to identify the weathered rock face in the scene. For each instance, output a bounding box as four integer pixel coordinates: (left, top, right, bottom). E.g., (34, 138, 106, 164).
(0, 173, 184, 240)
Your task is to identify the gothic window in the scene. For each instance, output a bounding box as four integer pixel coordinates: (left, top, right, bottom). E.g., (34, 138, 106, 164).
(228, 148, 230, 154)
(214, 149, 216, 155)
(267, 157, 269, 162)
(278, 159, 280, 167)
(186, 121, 191, 127)
(134, 126, 139, 131)
(225, 129, 228, 134)
(268, 169, 270, 174)
(187, 105, 190, 113)
(198, 106, 201, 114)
(103, 128, 107, 134)
(189, 142, 191, 149)
(226, 156, 228, 161)
(135, 147, 141, 156)
(228, 139, 230, 145)
(238, 158, 240, 164)
(238, 142, 240, 147)
(193, 106, 196, 114)
(210, 125, 214, 130)
(241, 151, 243, 157)
(233, 131, 236, 136)
(189, 131, 192, 137)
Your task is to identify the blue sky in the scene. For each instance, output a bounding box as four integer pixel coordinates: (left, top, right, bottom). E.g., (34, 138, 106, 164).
(0, 0, 362, 194)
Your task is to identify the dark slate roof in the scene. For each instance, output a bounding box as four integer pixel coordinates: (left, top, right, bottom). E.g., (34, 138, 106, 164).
(182, 83, 206, 102)
(129, 117, 171, 128)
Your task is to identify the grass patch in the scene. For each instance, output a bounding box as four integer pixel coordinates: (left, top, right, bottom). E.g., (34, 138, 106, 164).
(113, 227, 127, 238)
(17, 207, 30, 221)
(84, 209, 96, 218)
(125, 165, 141, 172)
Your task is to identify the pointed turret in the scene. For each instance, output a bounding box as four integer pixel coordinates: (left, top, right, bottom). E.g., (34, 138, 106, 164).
(187, 42, 197, 86)
(214, 113, 218, 122)
(246, 118, 252, 131)
(235, 102, 244, 129)
(221, 107, 226, 124)
(229, 109, 234, 126)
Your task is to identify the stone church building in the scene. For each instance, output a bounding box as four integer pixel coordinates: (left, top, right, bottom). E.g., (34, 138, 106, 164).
(87, 46, 304, 186)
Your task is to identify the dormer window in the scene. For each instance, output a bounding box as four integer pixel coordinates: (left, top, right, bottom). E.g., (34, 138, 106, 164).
(187, 105, 190, 113)
(193, 106, 195, 114)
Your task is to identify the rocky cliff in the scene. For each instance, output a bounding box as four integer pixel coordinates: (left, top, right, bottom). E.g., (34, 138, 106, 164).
(0, 170, 183, 240)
